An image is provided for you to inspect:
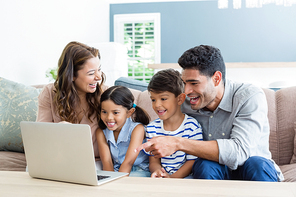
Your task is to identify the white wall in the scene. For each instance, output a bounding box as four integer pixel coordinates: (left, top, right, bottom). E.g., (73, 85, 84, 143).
(226, 67, 296, 89)
(107, 0, 199, 3)
(90, 42, 128, 87)
(0, 0, 110, 86)
(154, 66, 296, 89)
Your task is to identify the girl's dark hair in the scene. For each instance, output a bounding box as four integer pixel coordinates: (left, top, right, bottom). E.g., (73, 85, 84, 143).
(53, 41, 105, 123)
(99, 86, 150, 129)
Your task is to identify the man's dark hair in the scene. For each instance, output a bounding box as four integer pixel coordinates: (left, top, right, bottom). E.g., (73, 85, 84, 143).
(148, 68, 184, 97)
(178, 45, 225, 83)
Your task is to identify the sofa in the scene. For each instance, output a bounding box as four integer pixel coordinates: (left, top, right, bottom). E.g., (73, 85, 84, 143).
(1, 77, 296, 182)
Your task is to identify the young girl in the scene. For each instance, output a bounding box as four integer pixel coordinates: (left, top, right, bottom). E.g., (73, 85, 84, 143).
(96, 86, 151, 177)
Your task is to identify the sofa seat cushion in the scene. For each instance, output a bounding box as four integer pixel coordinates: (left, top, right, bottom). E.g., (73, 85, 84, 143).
(0, 77, 41, 153)
(0, 151, 26, 171)
(279, 163, 296, 182)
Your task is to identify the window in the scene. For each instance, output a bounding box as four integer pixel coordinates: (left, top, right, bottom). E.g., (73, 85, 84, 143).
(114, 13, 161, 82)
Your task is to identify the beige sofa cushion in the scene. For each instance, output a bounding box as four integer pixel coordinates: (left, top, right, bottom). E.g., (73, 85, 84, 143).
(276, 87, 296, 165)
(0, 151, 26, 171)
(279, 163, 296, 182)
(137, 90, 158, 122)
(290, 122, 296, 164)
(263, 88, 278, 164)
(262, 87, 296, 166)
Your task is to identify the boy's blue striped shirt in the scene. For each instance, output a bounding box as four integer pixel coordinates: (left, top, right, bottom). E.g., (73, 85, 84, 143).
(146, 114, 203, 175)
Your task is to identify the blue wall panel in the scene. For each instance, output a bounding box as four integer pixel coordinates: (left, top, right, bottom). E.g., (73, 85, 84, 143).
(110, 1, 296, 63)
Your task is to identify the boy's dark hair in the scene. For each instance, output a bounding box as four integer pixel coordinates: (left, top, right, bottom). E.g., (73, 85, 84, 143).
(178, 45, 226, 83)
(99, 86, 150, 129)
(148, 68, 184, 97)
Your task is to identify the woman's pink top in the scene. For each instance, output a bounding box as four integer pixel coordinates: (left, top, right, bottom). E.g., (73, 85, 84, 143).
(36, 83, 101, 158)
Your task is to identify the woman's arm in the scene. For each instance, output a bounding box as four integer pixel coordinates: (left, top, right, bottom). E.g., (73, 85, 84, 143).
(36, 84, 54, 122)
(96, 128, 114, 171)
(118, 124, 145, 174)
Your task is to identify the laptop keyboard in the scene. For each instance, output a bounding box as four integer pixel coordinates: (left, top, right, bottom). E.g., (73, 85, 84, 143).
(97, 175, 110, 180)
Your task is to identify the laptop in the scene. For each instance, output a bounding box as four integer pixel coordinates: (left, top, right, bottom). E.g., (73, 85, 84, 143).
(20, 121, 128, 186)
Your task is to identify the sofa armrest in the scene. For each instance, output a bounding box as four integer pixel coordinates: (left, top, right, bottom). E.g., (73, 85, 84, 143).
(114, 77, 148, 92)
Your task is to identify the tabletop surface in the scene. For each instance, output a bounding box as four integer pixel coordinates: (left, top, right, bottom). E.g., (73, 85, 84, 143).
(1, 171, 296, 197)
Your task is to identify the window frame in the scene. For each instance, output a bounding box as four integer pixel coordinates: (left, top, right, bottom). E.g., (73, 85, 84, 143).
(114, 13, 161, 81)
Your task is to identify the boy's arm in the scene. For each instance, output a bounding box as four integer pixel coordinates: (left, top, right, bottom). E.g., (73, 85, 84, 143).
(168, 119, 202, 178)
(119, 124, 145, 173)
(170, 160, 195, 178)
(96, 128, 114, 171)
(149, 155, 162, 173)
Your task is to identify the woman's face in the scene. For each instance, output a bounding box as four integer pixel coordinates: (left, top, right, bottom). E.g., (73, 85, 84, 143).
(73, 56, 102, 95)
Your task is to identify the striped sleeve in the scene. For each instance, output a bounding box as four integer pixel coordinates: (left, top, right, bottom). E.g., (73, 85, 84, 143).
(146, 119, 161, 139)
(185, 116, 203, 160)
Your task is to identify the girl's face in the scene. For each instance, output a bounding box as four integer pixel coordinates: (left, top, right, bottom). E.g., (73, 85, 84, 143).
(100, 100, 134, 133)
(73, 56, 102, 96)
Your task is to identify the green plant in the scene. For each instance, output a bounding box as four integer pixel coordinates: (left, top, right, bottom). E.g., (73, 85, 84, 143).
(45, 67, 58, 82)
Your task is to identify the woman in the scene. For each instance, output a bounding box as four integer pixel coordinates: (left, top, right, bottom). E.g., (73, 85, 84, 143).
(37, 41, 106, 160)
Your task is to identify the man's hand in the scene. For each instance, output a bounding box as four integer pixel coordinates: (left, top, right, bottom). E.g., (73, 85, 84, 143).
(135, 136, 179, 158)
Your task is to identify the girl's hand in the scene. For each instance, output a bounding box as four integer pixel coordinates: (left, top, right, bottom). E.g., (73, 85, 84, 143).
(151, 168, 170, 178)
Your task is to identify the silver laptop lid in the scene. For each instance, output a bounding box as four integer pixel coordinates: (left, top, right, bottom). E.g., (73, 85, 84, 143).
(21, 121, 100, 185)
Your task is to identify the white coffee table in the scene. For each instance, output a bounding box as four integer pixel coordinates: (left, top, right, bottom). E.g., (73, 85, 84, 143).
(0, 171, 295, 197)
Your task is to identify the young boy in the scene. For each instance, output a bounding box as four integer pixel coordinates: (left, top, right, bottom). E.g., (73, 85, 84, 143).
(146, 68, 203, 178)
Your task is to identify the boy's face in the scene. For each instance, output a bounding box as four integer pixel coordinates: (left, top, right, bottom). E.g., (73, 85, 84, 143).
(149, 91, 184, 121)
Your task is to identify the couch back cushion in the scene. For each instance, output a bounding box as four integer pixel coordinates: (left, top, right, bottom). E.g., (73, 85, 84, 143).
(0, 77, 41, 153)
(290, 122, 296, 164)
(264, 86, 296, 165)
(276, 86, 296, 165)
(263, 88, 279, 164)
(137, 90, 158, 122)
(129, 89, 157, 122)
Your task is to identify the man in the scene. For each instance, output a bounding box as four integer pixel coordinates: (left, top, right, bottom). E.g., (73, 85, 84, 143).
(136, 45, 283, 181)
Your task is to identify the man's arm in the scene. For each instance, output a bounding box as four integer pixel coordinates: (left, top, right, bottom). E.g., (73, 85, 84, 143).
(217, 91, 269, 170)
(179, 138, 219, 162)
(136, 136, 219, 162)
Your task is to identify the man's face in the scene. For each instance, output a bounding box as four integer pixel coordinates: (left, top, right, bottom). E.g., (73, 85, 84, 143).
(181, 69, 217, 111)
